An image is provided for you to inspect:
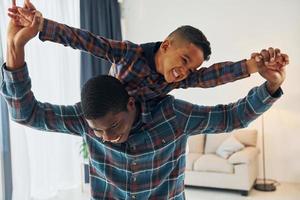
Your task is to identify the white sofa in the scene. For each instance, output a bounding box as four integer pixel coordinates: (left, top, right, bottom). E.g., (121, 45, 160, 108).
(185, 129, 259, 196)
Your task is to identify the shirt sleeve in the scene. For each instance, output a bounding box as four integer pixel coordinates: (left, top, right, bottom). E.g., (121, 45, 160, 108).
(174, 82, 283, 136)
(39, 18, 130, 65)
(179, 59, 250, 88)
(0, 63, 86, 136)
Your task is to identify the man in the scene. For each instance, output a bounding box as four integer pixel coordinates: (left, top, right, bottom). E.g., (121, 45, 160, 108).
(8, 1, 289, 124)
(2, 3, 286, 199)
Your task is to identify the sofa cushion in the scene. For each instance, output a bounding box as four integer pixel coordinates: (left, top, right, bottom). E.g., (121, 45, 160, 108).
(228, 147, 260, 164)
(204, 133, 230, 154)
(193, 154, 234, 174)
(187, 134, 205, 153)
(216, 136, 245, 159)
(204, 129, 257, 154)
(186, 153, 202, 171)
(234, 129, 257, 147)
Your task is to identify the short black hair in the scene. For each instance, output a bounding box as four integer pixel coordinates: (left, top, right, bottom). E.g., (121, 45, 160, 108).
(81, 75, 129, 119)
(169, 25, 211, 61)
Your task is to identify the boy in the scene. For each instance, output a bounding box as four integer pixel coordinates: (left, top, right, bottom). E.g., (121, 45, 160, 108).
(8, 2, 287, 123)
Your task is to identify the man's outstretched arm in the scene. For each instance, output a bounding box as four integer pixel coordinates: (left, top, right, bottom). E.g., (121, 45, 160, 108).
(174, 52, 286, 135)
(3, 3, 86, 136)
(6, 0, 40, 70)
(173, 81, 283, 136)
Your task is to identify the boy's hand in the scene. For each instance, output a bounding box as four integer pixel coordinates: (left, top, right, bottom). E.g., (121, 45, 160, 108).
(246, 47, 289, 74)
(7, 0, 21, 45)
(7, 0, 42, 47)
(252, 48, 289, 94)
(8, 9, 41, 47)
(8, 0, 44, 32)
(251, 47, 289, 71)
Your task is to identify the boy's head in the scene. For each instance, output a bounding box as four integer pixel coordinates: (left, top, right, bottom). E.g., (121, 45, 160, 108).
(81, 75, 137, 143)
(157, 25, 211, 83)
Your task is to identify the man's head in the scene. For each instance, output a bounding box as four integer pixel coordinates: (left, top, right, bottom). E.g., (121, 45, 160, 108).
(156, 25, 211, 83)
(81, 75, 137, 143)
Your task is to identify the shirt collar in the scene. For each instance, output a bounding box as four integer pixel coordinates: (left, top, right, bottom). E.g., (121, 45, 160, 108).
(140, 42, 162, 72)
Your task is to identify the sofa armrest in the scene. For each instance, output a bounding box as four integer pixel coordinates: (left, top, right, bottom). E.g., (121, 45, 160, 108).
(228, 147, 259, 164)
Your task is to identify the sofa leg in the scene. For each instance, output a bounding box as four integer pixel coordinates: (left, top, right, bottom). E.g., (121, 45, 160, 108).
(241, 190, 249, 196)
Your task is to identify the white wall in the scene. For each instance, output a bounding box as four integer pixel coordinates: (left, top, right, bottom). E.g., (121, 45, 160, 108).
(123, 0, 300, 183)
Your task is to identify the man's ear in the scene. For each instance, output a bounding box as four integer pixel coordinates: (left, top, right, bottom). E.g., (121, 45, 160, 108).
(127, 97, 135, 111)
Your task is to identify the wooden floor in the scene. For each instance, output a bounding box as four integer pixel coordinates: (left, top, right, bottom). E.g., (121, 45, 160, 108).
(48, 182, 300, 200)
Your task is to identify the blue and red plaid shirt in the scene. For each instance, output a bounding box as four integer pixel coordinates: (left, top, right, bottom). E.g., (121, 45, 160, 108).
(1, 63, 282, 200)
(39, 19, 250, 123)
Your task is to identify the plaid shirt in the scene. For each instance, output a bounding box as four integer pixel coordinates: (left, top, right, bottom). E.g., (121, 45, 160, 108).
(39, 19, 250, 123)
(1, 63, 282, 200)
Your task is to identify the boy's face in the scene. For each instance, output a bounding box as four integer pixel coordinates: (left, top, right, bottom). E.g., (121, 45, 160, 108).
(159, 40, 205, 83)
(86, 98, 136, 143)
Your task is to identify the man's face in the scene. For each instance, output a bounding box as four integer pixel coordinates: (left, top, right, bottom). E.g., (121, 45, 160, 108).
(159, 40, 205, 83)
(86, 98, 136, 143)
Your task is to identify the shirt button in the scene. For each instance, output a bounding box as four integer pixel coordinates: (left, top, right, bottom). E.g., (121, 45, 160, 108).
(133, 177, 137, 182)
(162, 139, 166, 144)
(132, 195, 136, 199)
(132, 162, 137, 166)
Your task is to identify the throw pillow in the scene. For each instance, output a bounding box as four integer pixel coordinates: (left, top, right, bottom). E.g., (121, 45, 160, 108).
(216, 136, 245, 159)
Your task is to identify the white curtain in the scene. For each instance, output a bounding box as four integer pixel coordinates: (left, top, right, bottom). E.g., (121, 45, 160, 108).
(0, 19, 5, 200)
(0, 1, 83, 199)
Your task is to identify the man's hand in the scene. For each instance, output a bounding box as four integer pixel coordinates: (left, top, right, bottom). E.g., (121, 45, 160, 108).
(8, 1, 44, 31)
(246, 47, 288, 74)
(7, 0, 42, 48)
(251, 47, 289, 71)
(252, 48, 289, 95)
(6, 0, 40, 69)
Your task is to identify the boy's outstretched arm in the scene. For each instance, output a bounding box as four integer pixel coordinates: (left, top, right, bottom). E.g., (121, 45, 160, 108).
(179, 47, 289, 89)
(9, 4, 129, 65)
(177, 53, 286, 135)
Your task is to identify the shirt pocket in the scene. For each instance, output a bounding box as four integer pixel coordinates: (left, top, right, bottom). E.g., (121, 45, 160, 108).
(144, 125, 178, 165)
